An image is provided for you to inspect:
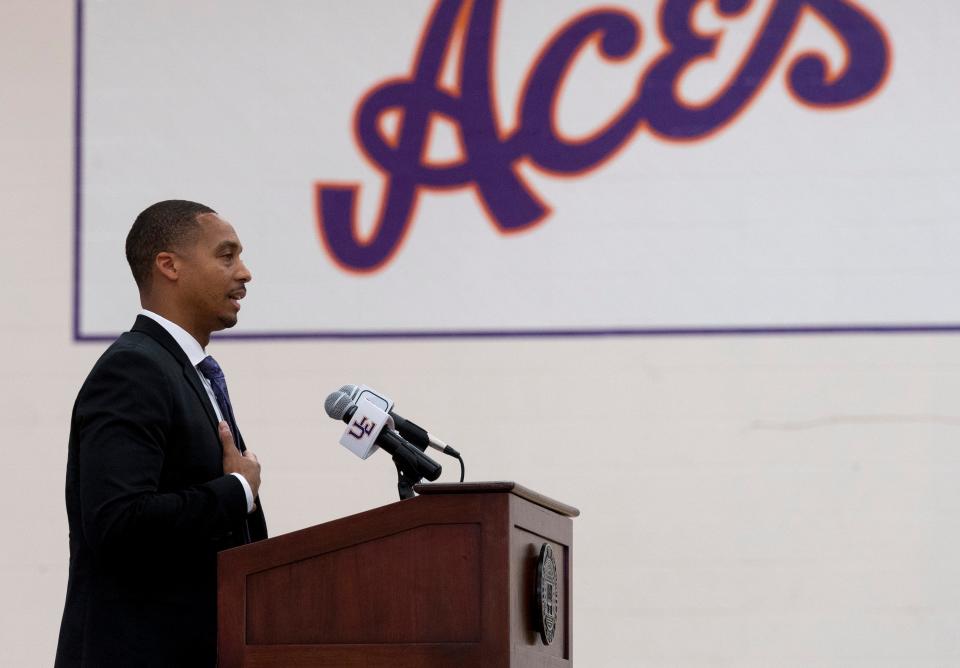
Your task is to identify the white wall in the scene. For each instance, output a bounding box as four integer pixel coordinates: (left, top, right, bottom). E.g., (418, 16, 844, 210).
(4, 2, 960, 666)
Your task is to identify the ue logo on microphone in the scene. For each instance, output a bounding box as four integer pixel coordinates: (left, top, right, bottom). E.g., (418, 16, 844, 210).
(348, 416, 377, 440)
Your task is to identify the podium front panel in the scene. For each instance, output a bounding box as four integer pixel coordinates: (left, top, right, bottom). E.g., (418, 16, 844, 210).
(219, 483, 576, 667)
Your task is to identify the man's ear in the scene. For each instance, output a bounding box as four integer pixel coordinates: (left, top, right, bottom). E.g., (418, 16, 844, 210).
(154, 251, 179, 282)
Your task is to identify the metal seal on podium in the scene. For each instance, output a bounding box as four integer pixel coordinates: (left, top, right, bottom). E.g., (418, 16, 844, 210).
(535, 542, 559, 645)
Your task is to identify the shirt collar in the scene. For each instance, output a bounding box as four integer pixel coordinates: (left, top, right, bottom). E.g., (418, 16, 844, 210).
(139, 309, 208, 367)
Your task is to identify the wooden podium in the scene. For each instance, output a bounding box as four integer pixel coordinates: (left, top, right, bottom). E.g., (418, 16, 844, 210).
(218, 482, 579, 667)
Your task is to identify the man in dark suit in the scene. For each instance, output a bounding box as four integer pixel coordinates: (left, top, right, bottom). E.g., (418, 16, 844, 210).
(56, 200, 267, 667)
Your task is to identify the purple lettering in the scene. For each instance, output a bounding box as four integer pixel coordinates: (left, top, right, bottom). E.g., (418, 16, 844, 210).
(315, 0, 890, 273)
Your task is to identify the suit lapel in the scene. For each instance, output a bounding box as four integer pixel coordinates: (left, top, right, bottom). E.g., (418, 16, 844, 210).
(131, 315, 220, 439)
(182, 366, 221, 436)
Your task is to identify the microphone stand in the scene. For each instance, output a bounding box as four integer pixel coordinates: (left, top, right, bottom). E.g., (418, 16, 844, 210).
(393, 457, 423, 500)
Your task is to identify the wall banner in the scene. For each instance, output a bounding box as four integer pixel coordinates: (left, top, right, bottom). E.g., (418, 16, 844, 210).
(77, 1, 957, 339)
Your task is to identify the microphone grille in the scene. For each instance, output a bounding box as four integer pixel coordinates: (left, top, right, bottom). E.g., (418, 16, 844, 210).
(338, 384, 359, 398)
(324, 391, 354, 419)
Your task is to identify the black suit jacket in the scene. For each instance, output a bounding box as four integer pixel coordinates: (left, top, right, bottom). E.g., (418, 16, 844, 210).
(55, 316, 267, 667)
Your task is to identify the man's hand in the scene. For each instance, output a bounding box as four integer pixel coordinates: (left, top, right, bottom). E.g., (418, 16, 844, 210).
(219, 421, 261, 499)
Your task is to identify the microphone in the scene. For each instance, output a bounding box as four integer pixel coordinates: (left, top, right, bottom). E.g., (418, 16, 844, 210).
(389, 413, 461, 458)
(338, 384, 460, 457)
(325, 391, 442, 482)
(338, 384, 393, 414)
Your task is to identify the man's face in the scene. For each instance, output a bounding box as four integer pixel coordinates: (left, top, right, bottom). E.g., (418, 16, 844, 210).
(176, 213, 251, 335)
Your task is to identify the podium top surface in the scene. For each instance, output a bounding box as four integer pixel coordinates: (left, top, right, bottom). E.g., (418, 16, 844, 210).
(413, 481, 580, 517)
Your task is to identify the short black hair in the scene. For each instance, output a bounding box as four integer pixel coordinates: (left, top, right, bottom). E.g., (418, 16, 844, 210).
(125, 200, 216, 289)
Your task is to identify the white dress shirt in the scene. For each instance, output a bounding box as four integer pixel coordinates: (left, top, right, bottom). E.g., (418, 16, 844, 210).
(139, 309, 256, 513)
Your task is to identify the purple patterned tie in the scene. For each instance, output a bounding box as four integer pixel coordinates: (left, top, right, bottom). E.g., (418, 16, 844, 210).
(198, 355, 254, 545)
(197, 356, 244, 452)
